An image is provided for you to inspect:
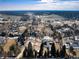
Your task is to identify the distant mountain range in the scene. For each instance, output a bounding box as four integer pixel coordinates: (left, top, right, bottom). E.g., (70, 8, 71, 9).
(0, 10, 79, 20)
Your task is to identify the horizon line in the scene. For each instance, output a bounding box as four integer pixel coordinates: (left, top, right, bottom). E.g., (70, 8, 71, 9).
(0, 10, 79, 11)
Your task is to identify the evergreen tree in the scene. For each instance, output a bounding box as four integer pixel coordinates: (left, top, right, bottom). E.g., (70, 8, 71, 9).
(27, 42, 33, 58)
(23, 47, 27, 57)
(60, 45, 66, 58)
(34, 50, 37, 58)
(44, 48, 49, 58)
(56, 49, 60, 57)
(38, 43, 44, 58)
(51, 43, 56, 58)
(44, 51, 47, 58)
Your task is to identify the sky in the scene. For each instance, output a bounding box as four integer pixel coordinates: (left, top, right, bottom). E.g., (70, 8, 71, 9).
(0, 0, 79, 11)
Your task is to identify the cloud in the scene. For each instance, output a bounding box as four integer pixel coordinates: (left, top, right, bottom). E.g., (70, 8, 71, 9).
(0, 0, 79, 10)
(40, 0, 55, 3)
